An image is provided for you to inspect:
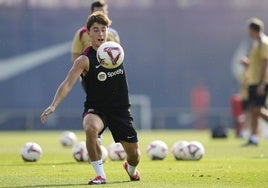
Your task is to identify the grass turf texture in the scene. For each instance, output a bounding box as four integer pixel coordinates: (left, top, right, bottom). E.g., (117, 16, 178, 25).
(1, 130, 268, 188)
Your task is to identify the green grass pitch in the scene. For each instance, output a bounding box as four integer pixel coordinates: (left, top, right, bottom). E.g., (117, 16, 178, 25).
(1, 130, 268, 188)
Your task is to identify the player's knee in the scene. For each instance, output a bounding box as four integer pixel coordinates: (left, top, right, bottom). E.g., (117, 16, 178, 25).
(83, 114, 103, 135)
(83, 123, 98, 136)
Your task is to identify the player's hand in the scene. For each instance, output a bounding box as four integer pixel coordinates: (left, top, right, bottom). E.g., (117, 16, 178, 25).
(41, 106, 55, 124)
(257, 84, 265, 96)
(240, 56, 249, 64)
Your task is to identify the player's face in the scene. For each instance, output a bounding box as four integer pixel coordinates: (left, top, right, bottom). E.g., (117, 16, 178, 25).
(248, 28, 257, 39)
(88, 23, 108, 50)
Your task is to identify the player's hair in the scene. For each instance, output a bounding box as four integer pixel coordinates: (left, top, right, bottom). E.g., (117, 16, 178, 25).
(248, 17, 264, 32)
(86, 11, 111, 31)
(91, 0, 107, 13)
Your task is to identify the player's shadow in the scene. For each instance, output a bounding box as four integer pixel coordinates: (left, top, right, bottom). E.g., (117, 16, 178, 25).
(4, 180, 130, 188)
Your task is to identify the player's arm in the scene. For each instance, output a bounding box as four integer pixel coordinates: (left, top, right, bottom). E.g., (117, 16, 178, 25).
(258, 58, 268, 95)
(260, 59, 268, 83)
(72, 53, 81, 64)
(41, 56, 89, 124)
(240, 56, 249, 64)
(257, 43, 268, 95)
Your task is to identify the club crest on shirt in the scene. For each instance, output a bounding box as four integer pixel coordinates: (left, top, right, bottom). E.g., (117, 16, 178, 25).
(97, 72, 107, 81)
(97, 69, 124, 82)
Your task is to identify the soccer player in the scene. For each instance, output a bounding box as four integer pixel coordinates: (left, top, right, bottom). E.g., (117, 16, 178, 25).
(40, 12, 140, 185)
(71, 0, 120, 63)
(241, 17, 268, 146)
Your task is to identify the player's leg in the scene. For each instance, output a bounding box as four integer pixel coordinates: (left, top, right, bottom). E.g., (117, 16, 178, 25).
(83, 113, 106, 184)
(83, 113, 105, 161)
(244, 85, 258, 145)
(259, 85, 268, 121)
(107, 109, 141, 181)
(260, 107, 268, 121)
(121, 141, 140, 166)
(121, 141, 141, 181)
(248, 106, 260, 144)
(245, 85, 267, 146)
(240, 100, 251, 138)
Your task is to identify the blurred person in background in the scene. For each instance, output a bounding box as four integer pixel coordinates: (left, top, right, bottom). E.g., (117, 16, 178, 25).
(71, 0, 120, 63)
(41, 12, 140, 185)
(241, 17, 268, 146)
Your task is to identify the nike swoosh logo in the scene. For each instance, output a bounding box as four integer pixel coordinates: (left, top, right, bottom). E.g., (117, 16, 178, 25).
(0, 41, 72, 82)
(127, 135, 135, 139)
(95, 64, 101, 69)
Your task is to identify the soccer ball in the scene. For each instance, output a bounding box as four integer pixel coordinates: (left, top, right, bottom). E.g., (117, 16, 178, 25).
(146, 140, 168, 160)
(72, 142, 89, 162)
(21, 142, 42, 162)
(60, 131, 77, 147)
(100, 145, 108, 163)
(88, 145, 108, 163)
(187, 141, 205, 160)
(107, 142, 126, 161)
(171, 141, 190, 160)
(97, 41, 124, 69)
(97, 135, 103, 145)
